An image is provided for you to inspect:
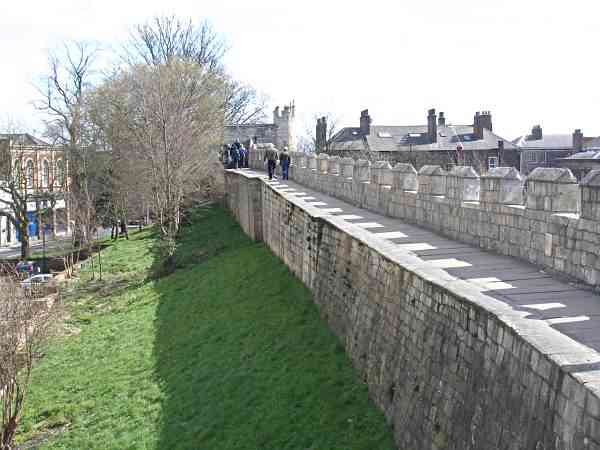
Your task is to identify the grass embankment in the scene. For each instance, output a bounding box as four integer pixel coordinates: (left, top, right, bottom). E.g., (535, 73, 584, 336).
(18, 206, 396, 450)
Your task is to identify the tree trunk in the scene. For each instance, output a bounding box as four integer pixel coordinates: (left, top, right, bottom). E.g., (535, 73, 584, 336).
(20, 229, 30, 260)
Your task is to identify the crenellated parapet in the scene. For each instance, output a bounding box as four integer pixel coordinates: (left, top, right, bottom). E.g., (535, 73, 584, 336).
(391, 163, 418, 191)
(581, 170, 600, 221)
(242, 149, 600, 288)
(417, 165, 446, 197)
(328, 155, 341, 175)
(370, 161, 393, 186)
(307, 154, 317, 171)
(525, 168, 579, 213)
(340, 157, 354, 179)
(317, 153, 329, 174)
(354, 159, 370, 183)
(446, 166, 480, 204)
(480, 167, 524, 209)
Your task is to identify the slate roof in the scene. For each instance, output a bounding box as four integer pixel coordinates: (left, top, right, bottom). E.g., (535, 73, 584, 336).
(512, 134, 573, 150)
(584, 137, 600, 150)
(560, 151, 600, 160)
(0, 133, 49, 146)
(329, 124, 515, 153)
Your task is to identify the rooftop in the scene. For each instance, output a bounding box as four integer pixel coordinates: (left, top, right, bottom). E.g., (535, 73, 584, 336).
(330, 123, 515, 153)
(0, 133, 49, 146)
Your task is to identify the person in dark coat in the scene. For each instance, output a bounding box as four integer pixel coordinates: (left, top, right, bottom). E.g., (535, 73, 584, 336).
(280, 147, 290, 180)
(264, 145, 278, 180)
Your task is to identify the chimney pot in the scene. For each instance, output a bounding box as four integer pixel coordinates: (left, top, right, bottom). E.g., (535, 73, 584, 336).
(427, 108, 437, 143)
(573, 128, 584, 153)
(359, 109, 371, 135)
(438, 112, 446, 126)
(531, 125, 543, 140)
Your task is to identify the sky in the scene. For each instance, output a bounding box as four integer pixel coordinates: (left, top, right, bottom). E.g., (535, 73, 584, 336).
(1, 0, 600, 140)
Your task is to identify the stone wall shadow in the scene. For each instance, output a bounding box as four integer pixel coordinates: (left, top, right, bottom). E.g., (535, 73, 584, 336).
(149, 205, 396, 449)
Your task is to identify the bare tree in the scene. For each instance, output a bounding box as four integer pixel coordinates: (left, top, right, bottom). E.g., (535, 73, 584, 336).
(126, 16, 226, 71)
(92, 59, 226, 269)
(0, 267, 58, 449)
(35, 41, 100, 249)
(126, 16, 266, 127)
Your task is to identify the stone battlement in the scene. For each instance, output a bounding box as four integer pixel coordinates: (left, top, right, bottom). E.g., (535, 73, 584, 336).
(249, 149, 600, 288)
(225, 167, 600, 450)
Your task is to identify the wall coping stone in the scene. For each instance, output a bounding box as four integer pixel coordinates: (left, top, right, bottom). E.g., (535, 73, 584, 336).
(581, 169, 600, 186)
(527, 167, 577, 183)
(227, 167, 600, 395)
(482, 166, 522, 180)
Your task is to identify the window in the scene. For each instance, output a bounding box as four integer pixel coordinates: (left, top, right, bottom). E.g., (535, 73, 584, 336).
(26, 160, 34, 188)
(488, 156, 499, 170)
(56, 160, 64, 186)
(527, 151, 536, 162)
(13, 161, 21, 184)
(378, 131, 392, 138)
(42, 160, 50, 187)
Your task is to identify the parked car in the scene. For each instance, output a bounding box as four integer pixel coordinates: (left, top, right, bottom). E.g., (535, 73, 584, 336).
(16, 261, 40, 277)
(21, 273, 54, 298)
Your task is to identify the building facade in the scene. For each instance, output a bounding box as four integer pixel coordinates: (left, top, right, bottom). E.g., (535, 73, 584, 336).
(321, 109, 519, 174)
(224, 103, 296, 151)
(513, 126, 586, 175)
(0, 134, 69, 246)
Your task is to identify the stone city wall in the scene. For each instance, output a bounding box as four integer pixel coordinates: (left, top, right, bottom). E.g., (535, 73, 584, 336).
(248, 149, 600, 289)
(225, 168, 600, 450)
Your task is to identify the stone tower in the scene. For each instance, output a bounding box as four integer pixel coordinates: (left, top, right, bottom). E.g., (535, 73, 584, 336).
(273, 102, 296, 151)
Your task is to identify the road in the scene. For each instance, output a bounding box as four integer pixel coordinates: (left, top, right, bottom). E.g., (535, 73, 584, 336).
(0, 228, 112, 259)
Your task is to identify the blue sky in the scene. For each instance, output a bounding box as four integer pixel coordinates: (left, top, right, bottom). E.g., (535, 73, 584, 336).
(1, 0, 599, 140)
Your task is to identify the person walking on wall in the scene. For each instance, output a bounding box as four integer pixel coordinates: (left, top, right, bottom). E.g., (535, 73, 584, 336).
(280, 146, 290, 180)
(240, 144, 247, 168)
(264, 145, 278, 180)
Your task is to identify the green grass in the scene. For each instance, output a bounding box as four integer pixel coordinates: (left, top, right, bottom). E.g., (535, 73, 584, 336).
(18, 206, 396, 450)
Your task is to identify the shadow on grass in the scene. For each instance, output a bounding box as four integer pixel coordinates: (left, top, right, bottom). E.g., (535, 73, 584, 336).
(151, 206, 396, 450)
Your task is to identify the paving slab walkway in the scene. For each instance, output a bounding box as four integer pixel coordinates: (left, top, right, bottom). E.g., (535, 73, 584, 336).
(249, 171, 600, 355)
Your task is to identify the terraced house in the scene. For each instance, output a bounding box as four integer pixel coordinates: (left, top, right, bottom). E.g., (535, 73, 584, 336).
(0, 133, 69, 246)
(320, 108, 519, 174)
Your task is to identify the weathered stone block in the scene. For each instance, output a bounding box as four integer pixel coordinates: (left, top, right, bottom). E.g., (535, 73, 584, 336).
(328, 155, 341, 175)
(481, 167, 524, 206)
(417, 165, 446, 196)
(581, 170, 600, 221)
(371, 161, 393, 186)
(340, 157, 354, 179)
(354, 159, 371, 183)
(526, 168, 579, 213)
(446, 166, 480, 203)
(317, 153, 329, 174)
(392, 163, 418, 191)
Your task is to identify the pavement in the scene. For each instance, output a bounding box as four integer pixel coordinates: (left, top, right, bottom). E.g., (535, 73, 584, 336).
(0, 228, 112, 259)
(254, 172, 600, 354)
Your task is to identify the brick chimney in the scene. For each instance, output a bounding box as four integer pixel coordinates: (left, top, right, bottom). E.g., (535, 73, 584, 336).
(359, 109, 371, 135)
(315, 116, 328, 152)
(498, 140, 504, 165)
(531, 125, 543, 140)
(473, 111, 492, 140)
(573, 129, 584, 153)
(427, 108, 437, 143)
(438, 112, 446, 126)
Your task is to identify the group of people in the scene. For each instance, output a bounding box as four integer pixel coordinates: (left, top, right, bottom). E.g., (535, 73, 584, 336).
(223, 141, 249, 169)
(223, 140, 292, 181)
(264, 146, 291, 180)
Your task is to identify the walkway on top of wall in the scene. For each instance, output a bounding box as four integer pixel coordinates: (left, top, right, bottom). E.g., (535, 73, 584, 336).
(243, 168, 600, 358)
